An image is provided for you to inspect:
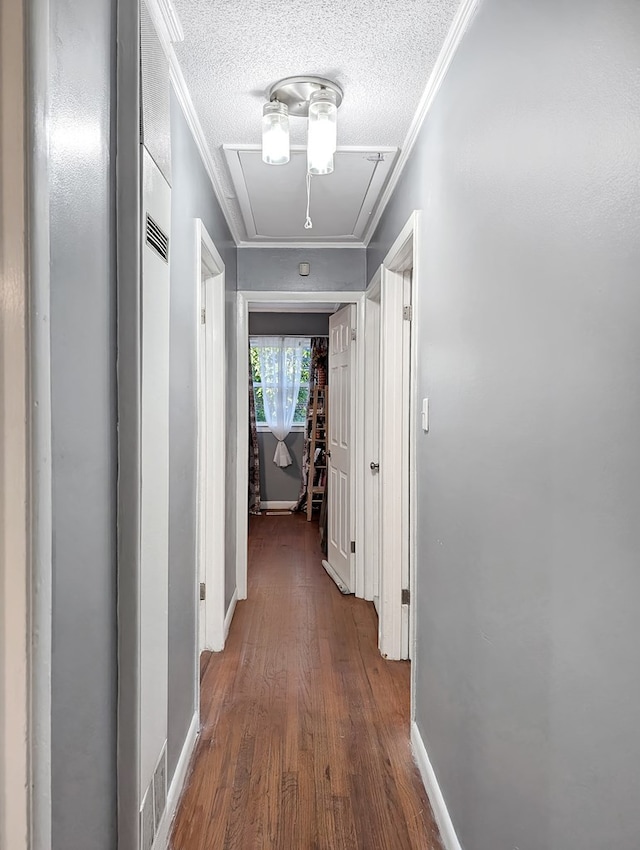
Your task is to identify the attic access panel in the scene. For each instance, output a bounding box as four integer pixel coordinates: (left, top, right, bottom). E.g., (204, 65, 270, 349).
(224, 147, 397, 243)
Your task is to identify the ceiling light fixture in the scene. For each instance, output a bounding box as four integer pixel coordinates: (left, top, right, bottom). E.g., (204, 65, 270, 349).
(262, 76, 344, 227)
(262, 101, 290, 165)
(307, 88, 337, 175)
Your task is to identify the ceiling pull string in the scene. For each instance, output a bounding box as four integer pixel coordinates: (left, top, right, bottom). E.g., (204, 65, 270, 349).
(304, 171, 313, 229)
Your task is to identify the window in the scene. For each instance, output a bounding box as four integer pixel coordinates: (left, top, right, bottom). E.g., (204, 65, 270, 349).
(250, 337, 311, 426)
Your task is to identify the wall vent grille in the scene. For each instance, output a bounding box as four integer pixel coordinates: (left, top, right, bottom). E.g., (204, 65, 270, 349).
(146, 213, 169, 263)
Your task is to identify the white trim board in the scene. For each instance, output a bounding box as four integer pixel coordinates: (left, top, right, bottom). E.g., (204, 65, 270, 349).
(321, 559, 351, 595)
(236, 290, 365, 605)
(195, 220, 227, 653)
(223, 589, 238, 643)
(260, 501, 297, 511)
(237, 241, 365, 249)
(411, 723, 463, 850)
(153, 711, 199, 850)
(144, 0, 243, 244)
(369, 211, 420, 662)
(239, 290, 364, 306)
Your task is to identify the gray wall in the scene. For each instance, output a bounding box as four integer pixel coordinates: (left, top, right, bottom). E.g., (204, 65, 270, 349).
(258, 432, 305, 503)
(369, 2, 640, 849)
(249, 311, 330, 337)
(169, 88, 237, 782)
(238, 246, 366, 290)
(43, 0, 118, 847)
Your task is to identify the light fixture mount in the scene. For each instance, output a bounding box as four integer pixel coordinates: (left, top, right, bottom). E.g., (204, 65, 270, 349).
(268, 76, 344, 117)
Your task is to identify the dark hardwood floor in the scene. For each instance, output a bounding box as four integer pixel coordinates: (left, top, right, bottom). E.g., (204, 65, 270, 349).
(171, 514, 440, 850)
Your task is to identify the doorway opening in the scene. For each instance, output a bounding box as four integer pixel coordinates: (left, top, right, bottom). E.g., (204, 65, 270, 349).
(236, 290, 364, 603)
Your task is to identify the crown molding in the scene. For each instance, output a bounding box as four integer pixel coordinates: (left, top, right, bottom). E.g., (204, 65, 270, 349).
(237, 241, 365, 250)
(145, 0, 244, 244)
(168, 58, 243, 244)
(362, 0, 480, 245)
(157, 0, 184, 43)
(145, 0, 184, 45)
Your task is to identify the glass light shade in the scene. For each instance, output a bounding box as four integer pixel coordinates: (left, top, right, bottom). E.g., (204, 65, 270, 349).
(307, 89, 337, 175)
(262, 101, 290, 165)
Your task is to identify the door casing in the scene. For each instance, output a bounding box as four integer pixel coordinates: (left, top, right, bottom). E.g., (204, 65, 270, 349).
(365, 211, 421, 664)
(236, 290, 366, 602)
(195, 220, 227, 672)
(363, 271, 381, 609)
(235, 229, 420, 669)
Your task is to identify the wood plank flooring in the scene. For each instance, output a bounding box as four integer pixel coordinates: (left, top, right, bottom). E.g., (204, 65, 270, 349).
(170, 514, 440, 850)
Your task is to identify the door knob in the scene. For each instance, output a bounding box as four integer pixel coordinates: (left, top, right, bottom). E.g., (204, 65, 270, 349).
(370, 462, 380, 471)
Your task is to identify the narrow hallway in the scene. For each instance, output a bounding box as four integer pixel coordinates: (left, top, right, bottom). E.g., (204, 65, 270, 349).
(170, 514, 440, 849)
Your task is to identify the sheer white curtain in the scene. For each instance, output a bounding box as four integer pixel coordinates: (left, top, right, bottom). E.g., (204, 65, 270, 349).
(254, 336, 305, 467)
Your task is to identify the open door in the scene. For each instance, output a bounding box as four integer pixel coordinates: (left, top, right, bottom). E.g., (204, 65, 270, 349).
(324, 304, 356, 593)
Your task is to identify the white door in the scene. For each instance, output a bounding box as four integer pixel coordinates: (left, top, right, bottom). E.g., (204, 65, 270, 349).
(327, 304, 355, 592)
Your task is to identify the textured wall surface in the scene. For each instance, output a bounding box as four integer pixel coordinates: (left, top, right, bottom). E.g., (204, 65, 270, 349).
(238, 247, 366, 291)
(45, 0, 117, 847)
(169, 88, 237, 782)
(369, 2, 640, 849)
(258, 432, 305, 503)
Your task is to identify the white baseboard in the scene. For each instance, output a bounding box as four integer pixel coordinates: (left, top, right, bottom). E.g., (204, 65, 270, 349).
(411, 722, 463, 850)
(261, 500, 296, 510)
(154, 711, 199, 849)
(321, 559, 351, 595)
(223, 588, 238, 642)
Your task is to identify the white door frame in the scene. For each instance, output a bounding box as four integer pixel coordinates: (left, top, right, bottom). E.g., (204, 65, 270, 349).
(195, 220, 226, 661)
(236, 290, 366, 601)
(1, 2, 32, 846)
(374, 211, 421, 661)
(363, 268, 382, 605)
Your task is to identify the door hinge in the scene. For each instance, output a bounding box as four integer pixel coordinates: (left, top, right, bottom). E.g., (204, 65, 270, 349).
(200, 582, 206, 601)
(403, 305, 413, 321)
(201, 308, 206, 324)
(350, 328, 357, 341)
(401, 588, 410, 605)
(350, 540, 356, 554)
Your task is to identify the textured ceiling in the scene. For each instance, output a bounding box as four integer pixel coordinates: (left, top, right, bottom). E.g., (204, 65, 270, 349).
(173, 0, 461, 242)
